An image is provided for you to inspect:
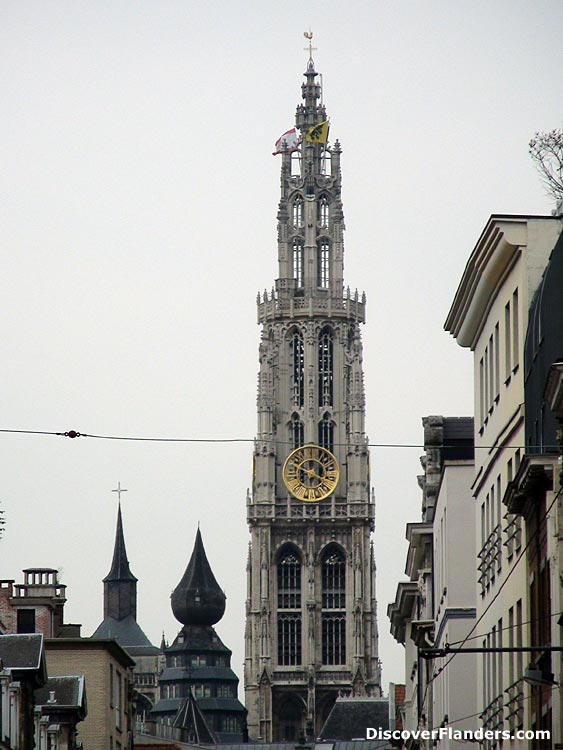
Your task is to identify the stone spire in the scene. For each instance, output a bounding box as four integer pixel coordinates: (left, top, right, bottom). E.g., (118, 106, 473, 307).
(103, 503, 137, 620)
(171, 528, 226, 627)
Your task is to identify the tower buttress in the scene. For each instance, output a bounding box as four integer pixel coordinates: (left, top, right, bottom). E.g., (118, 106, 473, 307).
(245, 46, 381, 742)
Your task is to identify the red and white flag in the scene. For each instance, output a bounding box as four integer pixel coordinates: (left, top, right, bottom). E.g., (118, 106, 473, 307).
(272, 127, 299, 155)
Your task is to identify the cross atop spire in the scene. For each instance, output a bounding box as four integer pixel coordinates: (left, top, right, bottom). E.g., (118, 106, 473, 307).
(303, 30, 317, 68)
(111, 481, 127, 503)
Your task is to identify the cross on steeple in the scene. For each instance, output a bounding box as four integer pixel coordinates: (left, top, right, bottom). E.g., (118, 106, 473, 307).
(112, 482, 128, 503)
(303, 30, 317, 63)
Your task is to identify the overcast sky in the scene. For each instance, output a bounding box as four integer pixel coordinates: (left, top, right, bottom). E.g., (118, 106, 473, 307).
(1, 0, 562, 690)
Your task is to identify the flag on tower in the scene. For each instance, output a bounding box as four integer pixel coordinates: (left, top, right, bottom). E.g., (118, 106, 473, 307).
(272, 127, 299, 155)
(305, 120, 330, 144)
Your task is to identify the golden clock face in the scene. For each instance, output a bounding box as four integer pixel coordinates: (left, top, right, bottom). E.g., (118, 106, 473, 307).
(282, 444, 339, 503)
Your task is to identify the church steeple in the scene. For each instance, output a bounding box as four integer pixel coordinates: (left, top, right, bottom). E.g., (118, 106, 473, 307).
(103, 502, 137, 620)
(171, 528, 226, 627)
(245, 43, 380, 741)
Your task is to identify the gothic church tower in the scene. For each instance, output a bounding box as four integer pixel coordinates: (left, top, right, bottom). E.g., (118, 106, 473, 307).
(245, 51, 381, 742)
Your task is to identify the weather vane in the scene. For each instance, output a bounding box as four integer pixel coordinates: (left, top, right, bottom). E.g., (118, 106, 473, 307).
(112, 481, 128, 503)
(303, 30, 317, 62)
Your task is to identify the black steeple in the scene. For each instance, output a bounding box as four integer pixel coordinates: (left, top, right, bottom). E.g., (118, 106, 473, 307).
(93, 502, 156, 653)
(103, 503, 137, 621)
(171, 528, 226, 626)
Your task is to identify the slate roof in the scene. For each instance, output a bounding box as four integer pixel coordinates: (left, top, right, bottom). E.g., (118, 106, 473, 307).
(35, 675, 86, 716)
(171, 529, 226, 627)
(104, 503, 137, 582)
(167, 624, 231, 654)
(0, 633, 44, 670)
(319, 697, 390, 741)
(92, 614, 157, 653)
(159, 667, 238, 682)
(173, 692, 216, 744)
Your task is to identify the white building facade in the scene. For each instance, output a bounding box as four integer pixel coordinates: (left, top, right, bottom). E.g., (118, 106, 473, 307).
(445, 214, 563, 749)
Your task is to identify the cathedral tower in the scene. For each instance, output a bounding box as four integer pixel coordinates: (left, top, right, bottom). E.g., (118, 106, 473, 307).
(244, 50, 381, 742)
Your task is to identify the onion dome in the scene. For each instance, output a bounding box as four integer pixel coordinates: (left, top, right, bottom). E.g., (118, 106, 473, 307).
(171, 528, 226, 626)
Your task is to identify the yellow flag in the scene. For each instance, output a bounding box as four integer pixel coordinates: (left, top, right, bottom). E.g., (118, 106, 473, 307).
(305, 120, 330, 144)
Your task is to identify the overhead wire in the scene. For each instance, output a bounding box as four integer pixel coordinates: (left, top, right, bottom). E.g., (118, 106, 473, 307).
(0, 426, 558, 451)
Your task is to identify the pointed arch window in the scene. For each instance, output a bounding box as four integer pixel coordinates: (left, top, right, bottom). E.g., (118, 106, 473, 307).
(291, 329, 305, 408)
(292, 240, 304, 288)
(293, 196, 304, 228)
(318, 327, 333, 407)
(317, 240, 330, 288)
(319, 196, 329, 228)
(321, 547, 346, 665)
(277, 548, 302, 666)
(318, 412, 334, 454)
(290, 413, 304, 451)
(277, 550, 301, 609)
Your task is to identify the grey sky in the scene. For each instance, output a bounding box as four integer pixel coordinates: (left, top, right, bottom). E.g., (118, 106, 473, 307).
(1, 0, 562, 688)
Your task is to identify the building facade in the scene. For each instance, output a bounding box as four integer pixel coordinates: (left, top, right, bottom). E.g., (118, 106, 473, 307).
(45, 637, 135, 750)
(245, 53, 380, 742)
(445, 214, 563, 748)
(388, 416, 475, 749)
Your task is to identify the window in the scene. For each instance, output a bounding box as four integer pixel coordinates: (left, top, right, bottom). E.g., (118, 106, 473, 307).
(318, 412, 334, 454)
(494, 323, 500, 397)
(505, 301, 512, 379)
(512, 289, 519, 369)
(291, 329, 305, 408)
(479, 358, 485, 425)
(292, 240, 304, 287)
(222, 716, 239, 732)
(17, 609, 35, 634)
(317, 241, 330, 288)
(488, 335, 494, 409)
(290, 413, 304, 450)
(322, 547, 346, 665)
(278, 550, 301, 608)
(319, 196, 329, 228)
(318, 328, 333, 407)
(217, 684, 234, 698)
(193, 684, 211, 698)
(293, 196, 304, 227)
(114, 669, 122, 730)
(322, 615, 346, 665)
(190, 655, 207, 667)
(278, 614, 302, 665)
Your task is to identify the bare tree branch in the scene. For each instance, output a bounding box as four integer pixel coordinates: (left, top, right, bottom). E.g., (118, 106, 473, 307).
(529, 128, 563, 202)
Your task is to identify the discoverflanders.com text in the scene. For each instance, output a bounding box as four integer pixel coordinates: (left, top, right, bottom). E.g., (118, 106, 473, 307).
(366, 727, 550, 742)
